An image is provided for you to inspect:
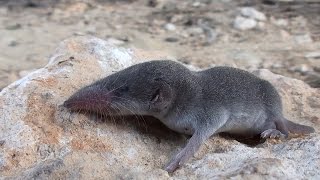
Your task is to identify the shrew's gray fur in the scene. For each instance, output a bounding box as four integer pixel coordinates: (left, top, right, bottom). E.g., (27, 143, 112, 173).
(64, 60, 315, 172)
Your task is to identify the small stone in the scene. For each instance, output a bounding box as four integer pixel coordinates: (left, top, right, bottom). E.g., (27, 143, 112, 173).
(65, 2, 89, 14)
(162, 1, 177, 11)
(187, 27, 204, 36)
(164, 23, 176, 31)
(147, 0, 158, 7)
(305, 52, 320, 59)
(0, 7, 8, 15)
(272, 18, 289, 27)
(228, 50, 262, 68)
(5, 23, 22, 30)
(165, 37, 179, 42)
(106, 38, 126, 46)
(271, 63, 283, 69)
(240, 7, 267, 21)
(280, 30, 291, 40)
(294, 34, 313, 44)
(192, 2, 201, 7)
(233, 16, 257, 30)
(257, 21, 265, 29)
(289, 64, 311, 74)
(8, 40, 18, 47)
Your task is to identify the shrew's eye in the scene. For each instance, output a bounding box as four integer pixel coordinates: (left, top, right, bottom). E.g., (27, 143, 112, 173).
(119, 86, 129, 93)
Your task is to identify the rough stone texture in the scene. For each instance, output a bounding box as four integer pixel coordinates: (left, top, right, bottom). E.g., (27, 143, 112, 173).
(0, 36, 319, 179)
(233, 16, 257, 31)
(240, 7, 267, 21)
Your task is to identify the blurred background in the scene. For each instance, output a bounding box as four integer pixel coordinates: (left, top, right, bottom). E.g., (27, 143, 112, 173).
(0, 0, 319, 91)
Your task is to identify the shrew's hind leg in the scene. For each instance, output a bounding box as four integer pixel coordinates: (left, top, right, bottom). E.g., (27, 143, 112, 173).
(260, 119, 288, 139)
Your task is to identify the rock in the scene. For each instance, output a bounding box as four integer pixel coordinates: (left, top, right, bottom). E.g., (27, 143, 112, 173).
(5, 23, 22, 30)
(257, 21, 265, 29)
(233, 16, 257, 30)
(187, 27, 204, 36)
(240, 7, 267, 21)
(228, 50, 262, 68)
(280, 30, 291, 40)
(164, 37, 179, 42)
(147, 0, 159, 7)
(164, 23, 176, 31)
(202, 25, 218, 45)
(294, 34, 313, 44)
(64, 2, 89, 15)
(0, 7, 8, 15)
(289, 64, 312, 75)
(305, 73, 320, 88)
(8, 40, 18, 47)
(192, 1, 201, 7)
(271, 17, 289, 27)
(305, 52, 320, 59)
(106, 38, 126, 46)
(0, 36, 319, 179)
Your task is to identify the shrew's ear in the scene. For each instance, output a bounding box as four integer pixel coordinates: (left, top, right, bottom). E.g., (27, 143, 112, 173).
(149, 80, 173, 112)
(151, 89, 161, 103)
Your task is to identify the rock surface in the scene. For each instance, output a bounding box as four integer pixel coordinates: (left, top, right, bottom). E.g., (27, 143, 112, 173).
(240, 7, 267, 21)
(233, 16, 257, 30)
(0, 36, 319, 179)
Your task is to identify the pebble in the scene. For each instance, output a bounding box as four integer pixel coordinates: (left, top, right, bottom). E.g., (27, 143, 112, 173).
(294, 34, 313, 44)
(164, 23, 176, 31)
(192, 2, 201, 7)
(257, 21, 265, 29)
(271, 63, 283, 69)
(187, 27, 204, 36)
(233, 16, 257, 30)
(106, 38, 126, 46)
(280, 30, 291, 40)
(289, 64, 311, 74)
(228, 50, 262, 68)
(240, 7, 267, 21)
(5, 23, 22, 30)
(8, 40, 18, 47)
(165, 37, 179, 42)
(305, 52, 320, 59)
(272, 18, 289, 27)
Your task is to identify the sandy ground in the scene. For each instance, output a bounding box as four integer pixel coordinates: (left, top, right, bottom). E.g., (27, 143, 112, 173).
(0, 0, 319, 90)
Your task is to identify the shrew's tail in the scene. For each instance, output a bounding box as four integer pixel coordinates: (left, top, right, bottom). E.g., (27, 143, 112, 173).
(285, 119, 315, 134)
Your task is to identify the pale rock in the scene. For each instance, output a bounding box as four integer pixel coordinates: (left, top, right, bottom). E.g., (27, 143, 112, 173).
(106, 37, 126, 46)
(0, 36, 319, 179)
(289, 64, 312, 74)
(257, 21, 265, 29)
(187, 27, 204, 36)
(240, 7, 267, 21)
(280, 30, 291, 40)
(164, 23, 176, 31)
(192, 1, 201, 7)
(233, 16, 257, 30)
(294, 34, 313, 44)
(305, 52, 320, 59)
(228, 50, 262, 68)
(272, 18, 289, 27)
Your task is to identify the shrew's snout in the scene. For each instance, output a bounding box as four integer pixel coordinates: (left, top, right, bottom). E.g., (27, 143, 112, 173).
(63, 85, 113, 112)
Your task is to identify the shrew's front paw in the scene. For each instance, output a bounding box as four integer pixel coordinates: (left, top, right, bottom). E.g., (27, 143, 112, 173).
(164, 149, 187, 173)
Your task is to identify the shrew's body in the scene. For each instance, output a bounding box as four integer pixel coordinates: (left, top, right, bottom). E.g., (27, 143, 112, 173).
(64, 60, 315, 172)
